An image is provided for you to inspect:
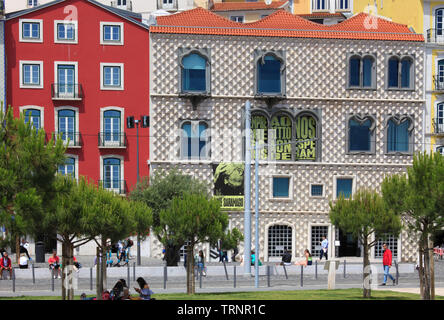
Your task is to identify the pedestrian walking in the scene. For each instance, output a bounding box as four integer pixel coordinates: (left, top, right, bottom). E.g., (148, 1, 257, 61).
(320, 236, 328, 260)
(380, 243, 396, 286)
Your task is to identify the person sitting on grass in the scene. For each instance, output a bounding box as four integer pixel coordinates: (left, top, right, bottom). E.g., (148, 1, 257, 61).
(134, 277, 155, 300)
(0, 252, 12, 280)
(294, 249, 313, 267)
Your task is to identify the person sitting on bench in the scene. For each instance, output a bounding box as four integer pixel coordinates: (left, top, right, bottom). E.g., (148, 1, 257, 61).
(0, 252, 12, 280)
(295, 249, 313, 267)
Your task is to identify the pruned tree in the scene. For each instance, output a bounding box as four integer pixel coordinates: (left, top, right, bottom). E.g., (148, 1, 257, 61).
(130, 169, 209, 266)
(381, 152, 444, 300)
(329, 188, 402, 298)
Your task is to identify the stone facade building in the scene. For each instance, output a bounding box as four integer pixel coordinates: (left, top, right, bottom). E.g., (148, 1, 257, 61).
(149, 8, 424, 262)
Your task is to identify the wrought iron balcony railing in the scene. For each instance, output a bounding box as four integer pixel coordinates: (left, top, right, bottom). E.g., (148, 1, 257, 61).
(426, 29, 444, 44)
(433, 76, 444, 92)
(433, 118, 444, 135)
(53, 131, 82, 147)
(51, 83, 84, 100)
(98, 132, 127, 148)
(99, 180, 127, 195)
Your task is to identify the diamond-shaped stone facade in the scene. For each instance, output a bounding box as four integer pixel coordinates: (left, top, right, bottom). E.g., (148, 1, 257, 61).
(149, 33, 424, 262)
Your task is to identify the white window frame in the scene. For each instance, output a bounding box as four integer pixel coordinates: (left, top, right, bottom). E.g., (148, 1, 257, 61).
(54, 106, 79, 148)
(27, 0, 39, 7)
(100, 106, 125, 148)
(19, 19, 43, 43)
(100, 22, 124, 46)
(19, 61, 43, 89)
(19, 105, 44, 129)
(161, 0, 175, 9)
(100, 154, 125, 194)
(270, 174, 293, 200)
(59, 154, 79, 181)
(100, 63, 124, 91)
(54, 61, 79, 97)
(54, 20, 78, 44)
(230, 15, 244, 23)
(333, 175, 356, 200)
(309, 183, 325, 198)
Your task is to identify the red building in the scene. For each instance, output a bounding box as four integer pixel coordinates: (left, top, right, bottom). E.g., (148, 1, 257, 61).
(5, 0, 150, 195)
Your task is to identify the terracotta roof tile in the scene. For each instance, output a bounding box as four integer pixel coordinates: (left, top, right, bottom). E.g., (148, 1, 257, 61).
(152, 8, 424, 42)
(211, 0, 289, 12)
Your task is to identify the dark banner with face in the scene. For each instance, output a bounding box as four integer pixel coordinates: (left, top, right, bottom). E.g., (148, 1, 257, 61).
(213, 163, 244, 210)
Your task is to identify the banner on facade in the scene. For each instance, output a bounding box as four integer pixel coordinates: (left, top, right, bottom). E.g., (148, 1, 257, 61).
(271, 115, 292, 161)
(213, 163, 244, 210)
(295, 115, 317, 160)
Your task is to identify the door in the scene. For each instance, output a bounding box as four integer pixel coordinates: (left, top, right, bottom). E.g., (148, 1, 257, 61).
(103, 158, 120, 191)
(103, 110, 121, 145)
(57, 65, 75, 97)
(58, 109, 75, 144)
(338, 229, 360, 257)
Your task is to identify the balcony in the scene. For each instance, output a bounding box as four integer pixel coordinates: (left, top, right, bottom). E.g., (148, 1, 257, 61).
(98, 132, 127, 148)
(54, 131, 82, 148)
(433, 118, 444, 136)
(433, 76, 444, 92)
(426, 29, 444, 44)
(51, 84, 84, 101)
(110, 0, 132, 11)
(99, 180, 127, 195)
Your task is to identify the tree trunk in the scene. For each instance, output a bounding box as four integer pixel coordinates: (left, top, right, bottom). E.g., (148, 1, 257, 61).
(429, 236, 435, 300)
(62, 241, 74, 300)
(186, 243, 195, 295)
(96, 246, 102, 300)
(362, 238, 371, 298)
(166, 244, 181, 266)
(422, 237, 431, 300)
(15, 236, 20, 264)
(101, 238, 107, 292)
(418, 242, 424, 299)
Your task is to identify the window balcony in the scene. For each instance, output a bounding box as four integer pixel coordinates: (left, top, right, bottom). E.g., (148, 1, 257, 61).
(110, 0, 132, 11)
(426, 29, 444, 44)
(99, 180, 127, 195)
(53, 131, 82, 148)
(433, 76, 444, 92)
(51, 83, 84, 101)
(433, 118, 444, 136)
(98, 132, 127, 148)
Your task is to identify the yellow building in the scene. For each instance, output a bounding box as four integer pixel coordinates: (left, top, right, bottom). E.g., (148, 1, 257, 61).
(353, 1, 443, 155)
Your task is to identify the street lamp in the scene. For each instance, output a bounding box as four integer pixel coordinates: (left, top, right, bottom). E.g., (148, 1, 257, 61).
(127, 114, 149, 266)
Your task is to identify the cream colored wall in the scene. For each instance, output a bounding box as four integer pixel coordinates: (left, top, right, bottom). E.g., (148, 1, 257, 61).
(293, 0, 310, 14)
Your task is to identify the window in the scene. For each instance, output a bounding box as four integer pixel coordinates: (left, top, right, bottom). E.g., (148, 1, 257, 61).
(348, 54, 376, 89)
(311, 184, 324, 197)
(268, 225, 292, 258)
(24, 109, 41, 131)
(387, 56, 414, 90)
(347, 115, 376, 153)
(386, 115, 413, 154)
(255, 50, 285, 96)
(56, 63, 77, 96)
(311, 226, 328, 257)
(22, 63, 41, 86)
(57, 109, 76, 145)
(104, 110, 121, 144)
(179, 48, 211, 94)
(336, 177, 353, 199)
(100, 22, 124, 45)
(102, 157, 123, 193)
(272, 177, 290, 198)
(437, 146, 444, 155)
(161, 0, 174, 9)
(181, 120, 210, 160)
(435, 103, 444, 134)
(437, 59, 444, 90)
(54, 21, 78, 44)
(336, 0, 350, 10)
(28, 0, 38, 6)
(230, 16, 244, 23)
(58, 157, 76, 179)
(100, 63, 124, 90)
(20, 19, 42, 42)
(312, 0, 328, 11)
(375, 234, 398, 258)
(436, 9, 444, 37)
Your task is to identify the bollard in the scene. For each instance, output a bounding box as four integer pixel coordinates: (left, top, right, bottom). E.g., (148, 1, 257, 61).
(300, 265, 303, 287)
(90, 267, 93, 291)
(163, 266, 167, 289)
(51, 268, 54, 291)
(315, 260, 318, 280)
(199, 268, 203, 289)
(343, 259, 346, 278)
(267, 265, 270, 287)
(127, 263, 130, 288)
(133, 262, 136, 281)
(12, 268, 15, 293)
(32, 263, 35, 284)
(395, 260, 399, 285)
(283, 264, 288, 279)
(223, 261, 229, 280)
(234, 265, 236, 288)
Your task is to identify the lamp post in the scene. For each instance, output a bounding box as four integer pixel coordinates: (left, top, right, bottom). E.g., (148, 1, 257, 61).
(127, 115, 149, 266)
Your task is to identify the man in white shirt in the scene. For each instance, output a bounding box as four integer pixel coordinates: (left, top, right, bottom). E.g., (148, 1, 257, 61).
(320, 236, 328, 261)
(19, 253, 28, 269)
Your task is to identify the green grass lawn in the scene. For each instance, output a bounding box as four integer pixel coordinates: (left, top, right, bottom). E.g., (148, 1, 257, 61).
(1, 289, 442, 300)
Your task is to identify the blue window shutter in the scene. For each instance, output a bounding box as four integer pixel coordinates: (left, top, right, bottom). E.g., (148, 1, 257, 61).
(362, 57, 373, 87)
(349, 57, 360, 87)
(273, 177, 290, 198)
(182, 54, 206, 92)
(349, 119, 371, 152)
(388, 58, 399, 88)
(401, 59, 411, 88)
(336, 178, 352, 199)
(258, 55, 281, 94)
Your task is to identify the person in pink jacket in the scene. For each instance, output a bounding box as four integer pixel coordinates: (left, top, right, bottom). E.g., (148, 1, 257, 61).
(381, 243, 396, 286)
(0, 252, 12, 280)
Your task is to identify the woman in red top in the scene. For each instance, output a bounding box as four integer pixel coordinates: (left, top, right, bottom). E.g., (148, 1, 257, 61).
(48, 250, 61, 279)
(0, 252, 12, 280)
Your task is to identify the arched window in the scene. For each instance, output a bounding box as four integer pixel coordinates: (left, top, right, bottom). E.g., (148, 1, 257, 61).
(251, 114, 268, 160)
(181, 120, 210, 160)
(436, 8, 444, 37)
(103, 157, 121, 191)
(24, 109, 41, 131)
(295, 113, 317, 160)
(268, 225, 292, 258)
(180, 51, 209, 93)
(58, 109, 75, 143)
(254, 50, 285, 96)
(347, 115, 376, 153)
(270, 114, 292, 161)
(387, 56, 414, 89)
(58, 157, 75, 179)
(386, 116, 413, 154)
(348, 54, 375, 89)
(103, 110, 121, 143)
(436, 103, 444, 134)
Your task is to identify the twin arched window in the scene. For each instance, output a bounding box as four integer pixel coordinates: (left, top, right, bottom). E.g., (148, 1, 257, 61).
(347, 115, 376, 154)
(386, 115, 414, 154)
(181, 120, 210, 160)
(348, 54, 375, 89)
(387, 56, 414, 89)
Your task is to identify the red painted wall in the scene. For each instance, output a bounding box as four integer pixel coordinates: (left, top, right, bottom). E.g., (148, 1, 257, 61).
(6, 0, 150, 193)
